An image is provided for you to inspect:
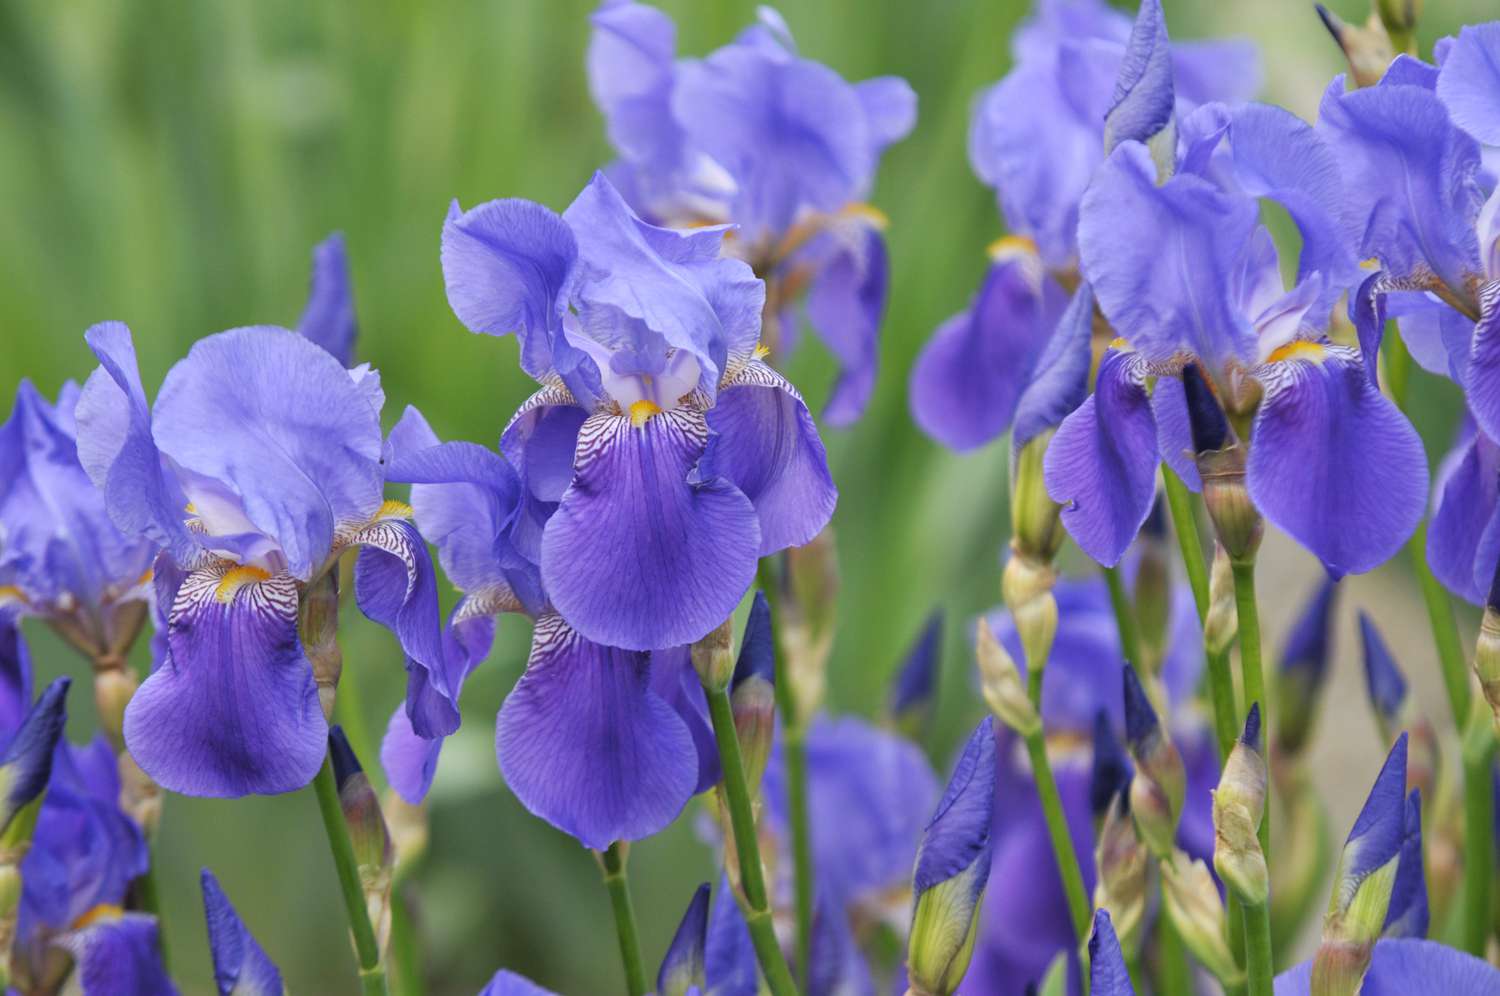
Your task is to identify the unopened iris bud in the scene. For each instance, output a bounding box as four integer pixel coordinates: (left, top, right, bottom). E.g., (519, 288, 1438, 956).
(1203, 544, 1238, 657)
(1000, 551, 1057, 688)
(1213, 705, 1269, 905)
(330, 727, 394, 951)
(657, 883, 710, 996)
(1381, 789, 1428, 939)
(1312, 733, 1409, 995)
(1315, 4, 1398, 88)
(1011, 430, 1066, 564)
(1474, 560, 1500, 738)
(1360, 613, 1438, 799)
(975, 620, 1039, 738)
(1093, 792, 1148, 956)
(1374, 0, 1419, 54)
(93, 667, 137, 749)
(1088, 908, 1136, 996)
(1160, 850, 1242, 985)
(1133, 498, 1171, 674)
(1089, 711, 1133, 823)
(907, 718, 999, 996)
(731, 592, 777, 793)
(779, 533, 839, 724)
(1276, 578, 1339, 757)
(1182, 364, 1262, 562)
(889, 611, 942, 738)
(1122, 664, 1184, 858)
(201, 868, 285, 996)
(0, 676, 70, 840)
(691, 616, 737, 694)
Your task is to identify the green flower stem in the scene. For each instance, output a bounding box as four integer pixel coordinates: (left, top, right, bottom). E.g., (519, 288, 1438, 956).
(1022, 730, 1091, 946)
(311, 754, 387, 996)
(1156, 914, 1194, 996)
(1103, 564, 1143, 667)
(1162, 468, 1210, 612)
(1230, 558, 1270, 862)
(387, 889, 425, 996)
(706, 685, 800, 996)
(1461, 699, 1496, 958)
(1239, 899, 1274, 996)
(598, 843, 648, 996)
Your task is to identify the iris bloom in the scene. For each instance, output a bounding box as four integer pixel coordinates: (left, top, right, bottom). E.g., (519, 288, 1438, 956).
(587, 1, 915, 424)
(910, 0, 1258, 452)
(1275, 939, 1500, 995)
(74, 300, 449, 796)
(441, 172, 836, 653)
(1044, 70, 1426, 573)
(964, 577, 1219, 993)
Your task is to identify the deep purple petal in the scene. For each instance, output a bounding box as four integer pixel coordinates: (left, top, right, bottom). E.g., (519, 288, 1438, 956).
(124, 566, 325, 796)
(1437, 23, 1500, 146)
(61, 914, 177, 996)
(0, 618, 31, 736)
(888, 611, 943, 723)
(201, 869, 283, 996)
(1359, 612, 1409, 724)
(657, 883, 710, 996)
(1150, 374, 1202, 491)
(297, 233, 357, 366)
(1089, 909, 1134, 996)
(2, 677, 70, 827)
(914, 717, 998, 896)
(1342, 734, 1409, 892)
(705, 873, 758, 996)
(479, 970, 561, 996)
(495, 614, 698, 848)
(649, 645, 720, 794)
(1464, 284, 1500, 443)
(1044, 349, 1160, 567)
(1383, 790, 1428, 939)
(1429, 423, 1500, 605)
(541, 409, 759, 651)
(909, 251, 1063, 451)
(701, 361, 836, 556)
(151, 327, 385, 579)
(1013, 281, 1094, 453)
(1247, 347, 1427, 576)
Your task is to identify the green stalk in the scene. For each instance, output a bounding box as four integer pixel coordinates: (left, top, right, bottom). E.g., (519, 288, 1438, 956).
(1103, 564, 1143, 666)
(706, 686, 800, 996)
(1461, 699, 1496, 958)
(1241, 901, 1274, 996)
(1162, 467, 1210, 613)
(1155, 915, 1194, 996)
(598, 843, 648, 996)
(1022, 732, 1092, 945)
(756, 558, 814, 989)
(387, 889, 425, 996)
(1230, 559, 1270, 862)
(311, 755, 387, 996)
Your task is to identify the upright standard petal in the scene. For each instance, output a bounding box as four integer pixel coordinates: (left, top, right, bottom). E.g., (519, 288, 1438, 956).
(909, 249, 1064, 452)
(495, 615, 698, 848)
(541, 410, 760, 651)
(297, 233, 358, 366)
(1437, 23, 1500, 147)
(150, 327, 385, 579)
(123, 565, 326, 796)
(1103, 0, 1173, 152)
(699, 361, 836, 556)
(1044, 348, 1160, 568)
(1247, 346, 1426, 576)
(201, 869, 283, 996)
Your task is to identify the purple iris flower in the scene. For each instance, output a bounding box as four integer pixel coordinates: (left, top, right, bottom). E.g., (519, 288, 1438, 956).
(375, 406, 718, 850)
(1321, 28, 1500, 441)
(479, 970, 559, 996)
(0, 378, 157, 660)
(442, 171, 836, 654)
(587, 1, 914, 425)
(1429, 415, 1500, 605)
(910, 0, 1259, 453)
(1046, 84, 1426, 573)
(73, 311, 448, 796)
(964, 576, 1219, 993)
(1275, 939, 1500, 995)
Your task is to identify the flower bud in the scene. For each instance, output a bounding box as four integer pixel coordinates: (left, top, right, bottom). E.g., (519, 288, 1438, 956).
(1375, 0, 1419, 53)
(1360, 612, 1439, 799)
(201, 868, 285, 995)
(1133, 498, 1172, 674)
(1122, 664, 1184, 859)
(1275, 578, 1338, 757)
(1213, 705, 1268, 905)
(1000, 551, 1057, 688)
(1088, 908, 1135, 996)
(1011, 430, 1066, 564)
(299, 569, 342, 720)
(1160, 850, 1242, 985)
(1183, 364, 1262, 562)
(1089, 711, 1132, 824)
(1203, 544, 1238, 657)
(1315, 4, 1397, 89)
(889, 611, 942, 738)
(1092, 792, 1147, 955)
(731, 592, 777, 793)
(907, 718, 998, 996)
(779, 532, 839, 724)
(658, 884, 710, 996)
(330, 727, 394, 951)
(691, 616, 736, 694)
(1381, 789, 1428, 939)
(975, 620, 1039, 738)
(1312, 734, 1409, 994)
(93, 667, 138, 750)
(0, 677, 70, 839)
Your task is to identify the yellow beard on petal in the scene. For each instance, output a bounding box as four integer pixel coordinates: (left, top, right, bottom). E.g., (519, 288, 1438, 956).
(377, 498, 414, 521)
(629, 399, 663, 428)
(72, 903, 125, 929)
(1267, 340, 1327, 365)
(215, 565, 272, 603)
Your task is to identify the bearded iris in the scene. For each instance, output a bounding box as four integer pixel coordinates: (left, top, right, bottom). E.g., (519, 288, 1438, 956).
(587, 1, 913, 425)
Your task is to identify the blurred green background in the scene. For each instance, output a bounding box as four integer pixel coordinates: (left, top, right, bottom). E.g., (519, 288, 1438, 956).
(0, 0, 1493, 992)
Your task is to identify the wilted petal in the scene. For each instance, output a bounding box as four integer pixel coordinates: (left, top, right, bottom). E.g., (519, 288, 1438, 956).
(541, 409, 759, 651)
(1247, 346, 1426, 576)
(1044, 349, 1160, 567)
(124, 566, 325, 796)
(297, 233, 357, 366)
(201, 869, 283, 996)
(495, 615, 698, 848)
(700, 361, 836, 556)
